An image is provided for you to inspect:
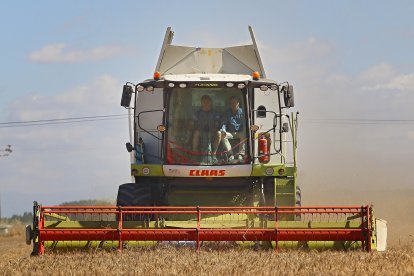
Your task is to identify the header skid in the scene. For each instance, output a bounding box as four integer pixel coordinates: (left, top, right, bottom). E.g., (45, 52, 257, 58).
(155, 26, 266, 77)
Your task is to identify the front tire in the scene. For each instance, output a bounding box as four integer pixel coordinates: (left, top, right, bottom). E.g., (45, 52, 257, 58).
(116, 183, 152, 220)
(295, 186, 302, 221)
(295, 186, 301, 207)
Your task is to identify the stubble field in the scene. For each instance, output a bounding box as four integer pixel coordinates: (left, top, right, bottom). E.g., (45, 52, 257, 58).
(1, 189, 414, 275)
(1, 228, 413, 276)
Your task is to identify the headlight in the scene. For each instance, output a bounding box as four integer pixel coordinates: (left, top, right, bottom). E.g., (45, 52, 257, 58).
(168, 82, 175, 88)
(265, 167, 274, 176)
(179, 83, 187, 88)
(226, 82, 234, 88)
(260, 85, 268, 91)
(270, 84, 278, 91)
(137, 85, 144, 92)
(146, 86, 154, 92)
(237, 83, 246, 89)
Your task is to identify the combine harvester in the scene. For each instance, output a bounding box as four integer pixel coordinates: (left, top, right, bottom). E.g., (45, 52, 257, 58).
(26, 27, 387, 255)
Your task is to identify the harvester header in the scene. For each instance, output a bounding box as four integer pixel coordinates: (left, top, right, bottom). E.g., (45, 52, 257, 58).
(28, 203, 385, 255)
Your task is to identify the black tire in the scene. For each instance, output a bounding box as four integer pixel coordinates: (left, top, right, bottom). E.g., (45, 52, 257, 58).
(135, 177, 169, 207)
(117, 183, 136, 206)
(295, 186, 301, 207)
(25, 225, 32, 245)
(116, 183, 152, 221)
(295, 186, 302, 221)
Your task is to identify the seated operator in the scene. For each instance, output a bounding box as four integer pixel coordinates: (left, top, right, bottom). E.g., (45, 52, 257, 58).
(192, 95, 222, 163)
(220, 96, 245, 162)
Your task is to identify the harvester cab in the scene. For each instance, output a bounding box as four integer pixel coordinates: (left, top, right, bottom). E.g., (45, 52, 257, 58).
(119, 26, 299, 209)
(27, 27, 387, 255)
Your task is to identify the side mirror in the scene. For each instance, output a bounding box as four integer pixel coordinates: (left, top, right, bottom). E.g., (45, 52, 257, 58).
(257, 105, 267, 118)
(121, 85, 133, 107)
(126, 142, 134, 152)
(283, 84, 294, 108)
(281, 122, 289, 133)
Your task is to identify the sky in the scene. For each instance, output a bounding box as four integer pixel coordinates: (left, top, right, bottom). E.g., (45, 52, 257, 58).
(0, 1, 413, 217)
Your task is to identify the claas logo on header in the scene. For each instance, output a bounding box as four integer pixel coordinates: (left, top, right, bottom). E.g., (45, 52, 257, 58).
(189, 169, 225, 176)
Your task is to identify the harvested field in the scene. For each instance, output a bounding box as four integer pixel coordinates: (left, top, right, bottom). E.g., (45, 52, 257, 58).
(1, 228, 413, 276)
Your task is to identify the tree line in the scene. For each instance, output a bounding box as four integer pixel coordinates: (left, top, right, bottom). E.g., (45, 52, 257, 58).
(2, 199, 113, 223)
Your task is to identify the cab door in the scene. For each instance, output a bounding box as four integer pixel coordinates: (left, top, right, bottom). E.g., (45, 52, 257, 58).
(252, 88, 281, 164)
(135, 88, 164, 164)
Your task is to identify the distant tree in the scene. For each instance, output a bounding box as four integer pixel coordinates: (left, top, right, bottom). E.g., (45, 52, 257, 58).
(2, 200, 113, 223)
(7, 212, 33, 223)
(59, 199, 113, 206)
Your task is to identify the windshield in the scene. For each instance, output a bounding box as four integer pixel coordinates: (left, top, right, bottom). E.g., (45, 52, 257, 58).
(166, 87, 249, 165)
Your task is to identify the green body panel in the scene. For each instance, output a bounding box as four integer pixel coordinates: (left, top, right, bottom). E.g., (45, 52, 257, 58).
(44, 220, 363, 229)
(131, 164, 164, 176)
(251, 164, 286, 176)
(131, 164, 292, 178)
(275, 177, 295, 207)
(129, 164, 297, 208)
(43, 240, 362, 250)
(45, 213, 71, 221)
(369, 208, 378, 251)
(284, 165, 296, 176)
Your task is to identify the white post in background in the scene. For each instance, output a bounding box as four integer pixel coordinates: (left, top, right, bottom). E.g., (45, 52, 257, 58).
(0, 190, 2, 223)
(0, 145, 13, 223)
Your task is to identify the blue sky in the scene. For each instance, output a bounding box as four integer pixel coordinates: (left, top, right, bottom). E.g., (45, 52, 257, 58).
(1, 1, 413, 217)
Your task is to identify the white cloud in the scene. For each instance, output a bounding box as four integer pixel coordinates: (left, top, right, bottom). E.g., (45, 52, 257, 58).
(359, 63, 414, 93)
(359, 63, 397, 84)
(381, 73, 414, 92)
(8, 74, 120, 121)
(28, 43, 124, 63)
(260, 37, 334, 66)
(258, 37, 414, 123)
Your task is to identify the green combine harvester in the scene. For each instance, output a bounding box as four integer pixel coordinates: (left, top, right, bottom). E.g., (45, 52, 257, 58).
(26, 27, 387, 255)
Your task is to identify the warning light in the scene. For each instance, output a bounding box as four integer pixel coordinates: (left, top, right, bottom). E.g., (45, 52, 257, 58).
(252, 71, 260, 80)
(153, 71, 161, 80)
